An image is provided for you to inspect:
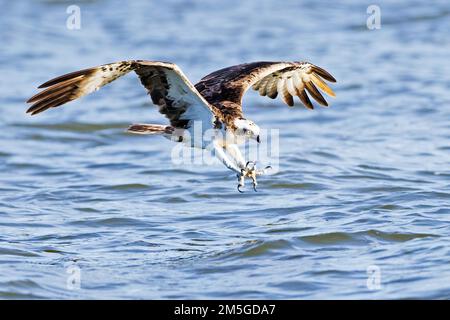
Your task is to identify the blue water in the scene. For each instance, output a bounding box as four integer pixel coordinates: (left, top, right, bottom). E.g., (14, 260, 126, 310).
(0, 0, 449, 299)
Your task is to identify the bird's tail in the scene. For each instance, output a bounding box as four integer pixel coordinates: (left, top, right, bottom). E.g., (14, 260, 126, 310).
(126, 123, 174, 135)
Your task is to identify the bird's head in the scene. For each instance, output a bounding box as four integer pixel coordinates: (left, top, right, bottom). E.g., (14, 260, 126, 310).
(233, 118, 261, 143)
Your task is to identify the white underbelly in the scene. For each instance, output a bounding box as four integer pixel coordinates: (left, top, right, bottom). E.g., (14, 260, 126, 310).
(167, 127, 244, 149)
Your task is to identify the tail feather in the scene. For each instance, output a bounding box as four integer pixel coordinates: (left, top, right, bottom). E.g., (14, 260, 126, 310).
(127, 123, 173, 135)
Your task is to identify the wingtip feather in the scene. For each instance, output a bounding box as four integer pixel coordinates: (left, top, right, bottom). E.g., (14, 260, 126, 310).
(313, 65, 336, 83)
(37, 69, 92, 88)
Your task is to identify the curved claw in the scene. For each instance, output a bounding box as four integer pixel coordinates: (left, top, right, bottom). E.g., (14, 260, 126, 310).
(255, 165, 273, 176)
(237, 169, 246, 193)
(238, 162, 263, 193)
(245, 161, 256, 170)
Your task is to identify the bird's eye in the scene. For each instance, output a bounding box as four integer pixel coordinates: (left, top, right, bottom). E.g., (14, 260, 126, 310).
(243, 129, 248, 133)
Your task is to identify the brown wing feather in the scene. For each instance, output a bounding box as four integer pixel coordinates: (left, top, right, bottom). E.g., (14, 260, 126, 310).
(26, 60, 214, 129)
(195, 61, 292, 106)
(26, 61, 135, 115)
(297, 89, 314, 110)
(195, 61, 336, 113)
(305, 81, 328, 106)
(251, 62, 336, 109)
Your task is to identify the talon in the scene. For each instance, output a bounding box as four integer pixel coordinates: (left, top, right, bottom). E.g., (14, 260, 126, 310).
(237, 169, 246, 193)
(245, 161, 256, 171)
(250, 169, 258, 191)
(237, 161, 262, 193)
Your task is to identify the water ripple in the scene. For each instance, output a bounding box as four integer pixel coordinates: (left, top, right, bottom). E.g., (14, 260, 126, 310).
(1, 0, 449, 299)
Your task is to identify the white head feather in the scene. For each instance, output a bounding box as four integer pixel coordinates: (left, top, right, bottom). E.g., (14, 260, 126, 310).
(233, 118, 261, 143)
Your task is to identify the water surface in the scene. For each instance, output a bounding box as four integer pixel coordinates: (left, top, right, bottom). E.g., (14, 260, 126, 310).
(0, 0, 449, 299)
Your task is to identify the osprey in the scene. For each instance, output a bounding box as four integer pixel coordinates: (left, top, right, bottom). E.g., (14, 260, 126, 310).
(26, 60, 336, 192)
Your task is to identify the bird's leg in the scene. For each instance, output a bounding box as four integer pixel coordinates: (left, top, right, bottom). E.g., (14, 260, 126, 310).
(245, 162, 274, 191)
(225, 144, 246, 169)
(212, 143, 247, 192)
(227, 145, 272, 177)
(245, 161, 258, 192)
(212, 142, 271, 192)
(212, 141, 241, 174)
(226, 144, 256, 192)
(237, 169, 246, 193)
(225, 144, 272, 192)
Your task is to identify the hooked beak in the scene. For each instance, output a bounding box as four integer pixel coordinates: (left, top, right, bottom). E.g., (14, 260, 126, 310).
(256, 135, 260, 143)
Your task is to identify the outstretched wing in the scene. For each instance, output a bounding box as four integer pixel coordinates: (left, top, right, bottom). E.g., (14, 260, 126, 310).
(26, 60, 215, 128)
(195, 61, 336, 110)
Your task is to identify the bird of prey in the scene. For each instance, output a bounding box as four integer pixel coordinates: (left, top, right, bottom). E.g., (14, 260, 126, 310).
(26, 60, 336, 192)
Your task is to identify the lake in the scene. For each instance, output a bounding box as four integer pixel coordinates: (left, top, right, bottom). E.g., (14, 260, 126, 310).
(0, 0, 449, 299)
